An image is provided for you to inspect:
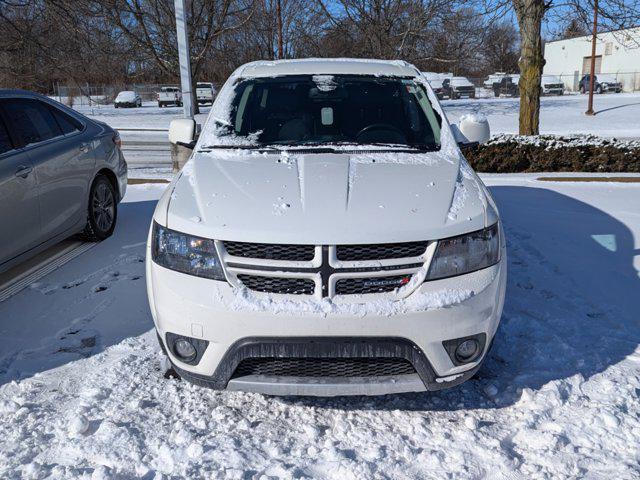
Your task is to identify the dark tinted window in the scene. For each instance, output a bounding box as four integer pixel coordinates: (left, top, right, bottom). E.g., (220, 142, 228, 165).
(0, 118, 13, 155)
(49, 105, 82, 134)
(212, 75, 442, 148)
(1, 98, 62, 146)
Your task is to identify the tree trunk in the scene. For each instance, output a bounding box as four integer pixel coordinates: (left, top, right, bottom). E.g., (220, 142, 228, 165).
(513, 0, 546, 135)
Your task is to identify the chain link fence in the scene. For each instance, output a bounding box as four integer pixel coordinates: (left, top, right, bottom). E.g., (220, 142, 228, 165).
(52, 72, 640, 107)
(51, 83, 178, 107)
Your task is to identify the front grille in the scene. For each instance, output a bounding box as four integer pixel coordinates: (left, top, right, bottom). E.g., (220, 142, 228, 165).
(224, 241, 314, 261)
(336, 241, 428, 261)
(237, 274, 314, 295)
(231, 357, 416, 378)
(335, 275, 412, 295)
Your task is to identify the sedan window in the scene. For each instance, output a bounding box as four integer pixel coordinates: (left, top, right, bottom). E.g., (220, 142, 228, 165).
(49, 105, 83, 135)
(1, 98, 63, 147)
(0, 118, 13, 155)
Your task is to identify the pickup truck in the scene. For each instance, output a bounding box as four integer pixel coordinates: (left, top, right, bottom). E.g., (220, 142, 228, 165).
(196, 82, 215, 105)
(157, 87, 183, 107)
(443, 77, 476, 99)
(492, 76, 519, 97)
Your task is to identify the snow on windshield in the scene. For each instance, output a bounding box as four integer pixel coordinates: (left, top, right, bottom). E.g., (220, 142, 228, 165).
(199, 72, 450, 151)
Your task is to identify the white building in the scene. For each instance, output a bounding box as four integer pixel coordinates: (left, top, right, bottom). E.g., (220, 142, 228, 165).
(543, 27, 640, 92)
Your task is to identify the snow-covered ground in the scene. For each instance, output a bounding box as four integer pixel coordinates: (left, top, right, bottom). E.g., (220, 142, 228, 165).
(443, 92, 640, 138)
(1, 176, 639, 479)
(74, 94, 640, 147)
(74, 102, 209, 141)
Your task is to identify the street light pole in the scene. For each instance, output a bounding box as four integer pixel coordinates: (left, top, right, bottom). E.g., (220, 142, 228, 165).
(585, 0, 598, 116)
(175, 0, 194, 119)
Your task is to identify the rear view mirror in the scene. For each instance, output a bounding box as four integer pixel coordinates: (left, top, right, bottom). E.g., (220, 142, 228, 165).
(169, 118, 197, 149)
(454, 114, 490, 146)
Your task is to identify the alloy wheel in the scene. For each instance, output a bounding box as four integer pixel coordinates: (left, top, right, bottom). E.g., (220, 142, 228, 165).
(92, 182, 115, 232)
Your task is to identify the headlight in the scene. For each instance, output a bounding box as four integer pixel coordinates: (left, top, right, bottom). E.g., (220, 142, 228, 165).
(151, 222, 225, 280)
(426, 223, 501, 280)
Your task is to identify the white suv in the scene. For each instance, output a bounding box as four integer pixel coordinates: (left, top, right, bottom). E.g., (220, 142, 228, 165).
(146, 58, 506, 396)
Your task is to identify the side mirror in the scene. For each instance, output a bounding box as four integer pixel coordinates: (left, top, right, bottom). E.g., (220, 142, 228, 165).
(168, 118, 197, 149)
(453, 114, 490, 148)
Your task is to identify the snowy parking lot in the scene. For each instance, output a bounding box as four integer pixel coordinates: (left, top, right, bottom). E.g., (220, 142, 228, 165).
(1, 176, 639, 479)
(74, 92, 640, 150)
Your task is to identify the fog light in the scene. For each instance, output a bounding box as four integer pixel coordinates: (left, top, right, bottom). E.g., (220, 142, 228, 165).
(455, 339, 479, 362)
(174, 339, 197, 361)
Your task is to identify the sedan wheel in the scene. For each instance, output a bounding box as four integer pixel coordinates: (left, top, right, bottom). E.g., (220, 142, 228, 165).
(83, 175, 117, 241)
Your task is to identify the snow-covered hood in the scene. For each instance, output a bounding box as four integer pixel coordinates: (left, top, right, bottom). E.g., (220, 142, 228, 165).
(451, 78, 473, 87)
(161, 149, 489, 244)
(598, 75, 620, 84)
(542, 76, 562, 85)
(116, 91, 136, 101)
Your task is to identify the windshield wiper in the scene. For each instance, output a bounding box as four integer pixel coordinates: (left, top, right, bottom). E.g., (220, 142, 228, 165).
(199, 144, 281, 152)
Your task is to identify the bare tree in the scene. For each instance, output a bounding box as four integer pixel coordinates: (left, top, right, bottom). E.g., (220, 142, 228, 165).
(96, 0, 254, 112)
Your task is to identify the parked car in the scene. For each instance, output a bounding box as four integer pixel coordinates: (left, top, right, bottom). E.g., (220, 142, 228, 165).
(196, 82, 216, 105)
(579, 74, 623, 94)
(443, 76, 476, 99)
(157, 87, 182, 107)
(0, 90, 127, 274)
(114, 90, 142, 108)
(541, 75, 564, 95)
(147, 58, 506, 396)
(597, 74, 623, 93)
(492, 76, 519, 97)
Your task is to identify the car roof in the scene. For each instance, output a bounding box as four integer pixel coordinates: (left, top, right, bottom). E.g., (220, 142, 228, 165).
(235, 58, 419, 79)
(0, 89, 50, 99)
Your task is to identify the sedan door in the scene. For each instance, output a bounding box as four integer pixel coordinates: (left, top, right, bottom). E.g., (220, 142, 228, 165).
(0, 113, 40, 266)
(1, 98, 96, 241)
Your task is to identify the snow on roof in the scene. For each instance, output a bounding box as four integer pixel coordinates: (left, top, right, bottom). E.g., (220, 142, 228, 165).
(236, 58, 419, 78)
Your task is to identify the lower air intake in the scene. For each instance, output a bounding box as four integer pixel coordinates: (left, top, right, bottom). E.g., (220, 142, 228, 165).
(231, 357, 416, 378)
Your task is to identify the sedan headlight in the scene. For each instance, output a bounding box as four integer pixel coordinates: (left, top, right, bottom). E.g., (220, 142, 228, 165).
(151, 222, 225, 280)
(426, 223, 501, 280)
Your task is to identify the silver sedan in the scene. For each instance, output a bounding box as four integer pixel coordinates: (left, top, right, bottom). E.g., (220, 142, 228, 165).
(0, 90, 127, 273)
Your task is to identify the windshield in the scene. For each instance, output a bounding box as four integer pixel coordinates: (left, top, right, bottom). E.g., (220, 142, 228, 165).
(205, 74, 442, 150)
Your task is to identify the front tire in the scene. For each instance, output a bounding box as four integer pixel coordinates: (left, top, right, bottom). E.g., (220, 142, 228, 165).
(82, 175, 117, 241)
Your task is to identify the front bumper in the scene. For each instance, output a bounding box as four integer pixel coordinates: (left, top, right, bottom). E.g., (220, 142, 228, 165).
(116, 149, 127, 201)
(602, 84, 622, 92)
(146, 247, 506, 396)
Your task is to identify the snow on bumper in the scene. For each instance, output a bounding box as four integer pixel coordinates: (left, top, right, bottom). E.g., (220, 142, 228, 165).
(146, 252, 506, 395)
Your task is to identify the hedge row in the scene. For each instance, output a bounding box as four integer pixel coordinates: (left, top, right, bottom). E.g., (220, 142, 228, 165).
(464, 135, 640, 173)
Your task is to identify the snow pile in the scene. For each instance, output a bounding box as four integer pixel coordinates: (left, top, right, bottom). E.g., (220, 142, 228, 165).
(486, 133, 640, 150)
(227, 285, 475, 317)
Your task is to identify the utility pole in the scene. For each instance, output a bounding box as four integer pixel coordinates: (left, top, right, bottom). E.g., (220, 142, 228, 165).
(276, 0, 283, 59)
(175, 0, 194, 119)
(585, 0, 598, 116)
